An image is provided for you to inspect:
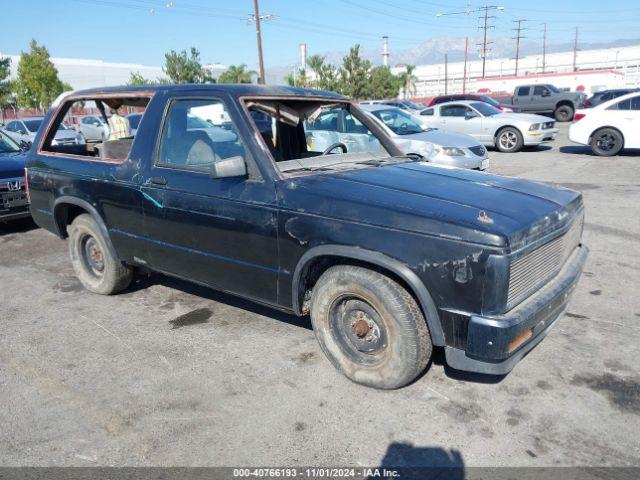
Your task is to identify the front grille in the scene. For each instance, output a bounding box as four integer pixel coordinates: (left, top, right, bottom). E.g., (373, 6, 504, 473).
(0, 179, 25, 192)
(469, 145, 486, 157)
(507, 214, 583, 309)
(542, 121, 555, 129)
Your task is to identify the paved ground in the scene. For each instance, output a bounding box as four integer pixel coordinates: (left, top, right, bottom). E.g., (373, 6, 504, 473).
(1, 124, 639, 468)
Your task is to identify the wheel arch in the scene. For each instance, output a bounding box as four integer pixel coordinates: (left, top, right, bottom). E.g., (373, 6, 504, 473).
(494, 124, 522, 140)
(52, 196, 119, 260)
(292, 245, 445, 345)
(589, 125, 625, 146)
(555, 99, 575, 110)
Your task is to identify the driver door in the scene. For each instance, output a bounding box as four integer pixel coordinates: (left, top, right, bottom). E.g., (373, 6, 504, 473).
(439, 104, 481, 138)
(141, 95, 279, 304)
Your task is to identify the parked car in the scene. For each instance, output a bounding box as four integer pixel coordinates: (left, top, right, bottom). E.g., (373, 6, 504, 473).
(422, 101, 558, 153)
(4, 117, 85, 147)
(569, 91, 640, 156)
(581, 88, 639, 108)
(360, 104, 489, 170)
(78, 115, 109, 142)
(427, 94, 520, 112)
(125, 112, 143, 136)
(378, 100, 424, 111)
(509, 84, 586, 121)
(0, 130, 30, 222)
(26, 84, 587, 389)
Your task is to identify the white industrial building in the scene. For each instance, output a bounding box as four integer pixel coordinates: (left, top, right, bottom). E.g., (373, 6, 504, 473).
(396, 43, 640, 98)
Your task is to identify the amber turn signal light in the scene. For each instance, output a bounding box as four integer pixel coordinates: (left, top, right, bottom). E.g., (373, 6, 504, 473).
(508, 329, 533, 353)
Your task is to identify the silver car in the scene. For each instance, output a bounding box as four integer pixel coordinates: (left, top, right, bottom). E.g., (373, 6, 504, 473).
(4, 117, 85, 147)
(78, 115, 109, 142)
(420, 101, 558, 153)
(360, 104, 489, 170)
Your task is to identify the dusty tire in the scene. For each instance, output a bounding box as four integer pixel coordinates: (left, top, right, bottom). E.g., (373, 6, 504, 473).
(590, 128, 623, 156)
(495, 127, 524, 153)
(310, 265, 432, 389)
(67, 214, 132, 295)
(554, 105, 574, 122)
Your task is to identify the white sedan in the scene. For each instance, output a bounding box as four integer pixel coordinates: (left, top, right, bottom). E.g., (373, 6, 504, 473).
(420, 101, 558, 153)
(569, 91, 640, 156)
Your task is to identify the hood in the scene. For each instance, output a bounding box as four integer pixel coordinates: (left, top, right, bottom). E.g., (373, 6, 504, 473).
(280, 162, 581, 251)
(0, 151, 27, 179)
(496, 112, 554, 123)
(400, 129, 482, 148)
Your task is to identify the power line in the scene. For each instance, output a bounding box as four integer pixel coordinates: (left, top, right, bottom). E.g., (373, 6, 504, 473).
(511, 19, 527, 76)
(477, 6, 504, 78)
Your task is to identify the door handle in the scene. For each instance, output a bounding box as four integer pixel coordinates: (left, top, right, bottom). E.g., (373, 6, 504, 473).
(148, 176, 167, 186)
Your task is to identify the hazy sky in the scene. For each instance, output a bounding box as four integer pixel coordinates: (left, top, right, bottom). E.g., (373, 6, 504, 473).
(2, 0, 639, 67)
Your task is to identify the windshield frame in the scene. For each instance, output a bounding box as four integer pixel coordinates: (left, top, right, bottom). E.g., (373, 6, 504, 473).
(240, 95, 404, 179)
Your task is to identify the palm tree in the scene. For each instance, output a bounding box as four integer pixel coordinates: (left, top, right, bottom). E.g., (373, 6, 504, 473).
(398, 64, 417, 98)
(218, 64, 258, 84)
(307, 54, 325, 88)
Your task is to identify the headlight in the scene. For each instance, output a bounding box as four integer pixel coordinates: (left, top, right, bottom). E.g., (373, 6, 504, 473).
(529, 123, 540, 131)
(441, 147, 466, 157)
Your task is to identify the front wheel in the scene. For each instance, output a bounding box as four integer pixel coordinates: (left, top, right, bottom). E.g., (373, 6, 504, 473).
(590, 128, 623, 156)
(495, 127, 524, 153)
(310, 266, 432, 389)
(67, 214, 133, 295)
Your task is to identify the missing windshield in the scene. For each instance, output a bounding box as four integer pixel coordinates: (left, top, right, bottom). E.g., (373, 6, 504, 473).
(246, 99, 395, 174)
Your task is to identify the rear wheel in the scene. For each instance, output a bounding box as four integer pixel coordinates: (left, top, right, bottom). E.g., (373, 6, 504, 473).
(67, 214, 132, 295)
(495, 127, 524, 153)
(590, 128, 623, 156)
(310, 265, 432, 389)
(554, 105, 574, 122)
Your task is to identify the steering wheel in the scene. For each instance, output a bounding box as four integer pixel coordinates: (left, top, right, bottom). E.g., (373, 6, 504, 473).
(322, 142, 348, 155)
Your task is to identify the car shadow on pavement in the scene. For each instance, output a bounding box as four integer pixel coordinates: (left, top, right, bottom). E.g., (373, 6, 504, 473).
(370, 442, 465, 479)
(522, 145, 553, 152)
(560, 145, 640, 156)
(126, 272, 312, 330)
(0, 217, 38, 236)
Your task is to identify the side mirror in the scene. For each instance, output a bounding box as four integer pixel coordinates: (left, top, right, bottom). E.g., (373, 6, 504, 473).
(465, 112, 477, 120)
(541, 91, 550, 97)
(210, 156, 247, 179)
(19, 140, 31, 151)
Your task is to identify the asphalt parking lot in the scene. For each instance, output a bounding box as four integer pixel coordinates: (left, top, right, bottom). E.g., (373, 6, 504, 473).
(1, 123, 639, 468)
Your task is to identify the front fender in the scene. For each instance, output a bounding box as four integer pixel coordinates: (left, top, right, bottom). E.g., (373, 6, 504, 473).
(292, 244, 445, 345)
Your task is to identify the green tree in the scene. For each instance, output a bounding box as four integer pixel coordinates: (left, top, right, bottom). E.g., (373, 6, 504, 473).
(305, 54, 340, 92)
(369, 66, 400, 99)
(13, 40, 67, 109)
(339, 44, 371, 100)
(126, 71, 168, 86)
(284, 68, 308, 87)
(0, 56, 14, 113)
(218, 64, 257, 84)
(163, 47, 213, 84)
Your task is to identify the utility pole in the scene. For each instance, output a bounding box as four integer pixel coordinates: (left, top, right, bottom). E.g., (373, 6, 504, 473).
(444, 54, 448, 94)
(542, 22, 547, 73)
(476, 6, 504, 78)
(572, 27, 579, 72)
(463, 36, 469, 93)
(252, 0, 266, 84)
(512, 19, 526, 76)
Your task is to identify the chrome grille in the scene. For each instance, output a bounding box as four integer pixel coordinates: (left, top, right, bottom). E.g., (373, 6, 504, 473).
(507, 215, 583, 309)
(469, 145, 486, 157)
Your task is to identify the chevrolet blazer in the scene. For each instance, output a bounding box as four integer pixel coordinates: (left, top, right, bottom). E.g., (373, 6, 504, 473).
(25, 85, 587, 389)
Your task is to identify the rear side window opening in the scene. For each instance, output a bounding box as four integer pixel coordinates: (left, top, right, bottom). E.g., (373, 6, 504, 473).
(40, 95, 151, 162)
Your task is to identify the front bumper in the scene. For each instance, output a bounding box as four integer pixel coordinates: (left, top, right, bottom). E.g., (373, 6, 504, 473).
(524, 128, 558, 145)
(444, 244, 588, 375)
